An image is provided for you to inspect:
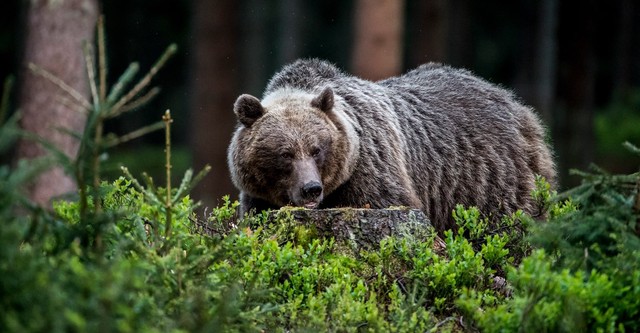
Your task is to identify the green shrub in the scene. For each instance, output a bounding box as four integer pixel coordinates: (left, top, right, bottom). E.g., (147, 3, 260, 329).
(459, 145, 640, 332)
(2, 172, 530, 332)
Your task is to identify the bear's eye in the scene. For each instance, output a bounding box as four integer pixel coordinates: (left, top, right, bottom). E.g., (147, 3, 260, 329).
(311, 147, 321, 157)
(281, 152, 294, 160)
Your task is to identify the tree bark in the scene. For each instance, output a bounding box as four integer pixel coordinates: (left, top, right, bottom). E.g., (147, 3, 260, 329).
(351, 0, 405, 81)
(556, 0, 597, 188)
(445, 0, 472, 68)
(266, 208, 433, 249)
(532, 0, 558, 125)
(15, 0, 98, 206)
(240, 0, 269, 96)
(407, 0, 448, 67)
(277, 0, 305, 65)
(613, 0, 633, 95)
(190, 0, 240, 208)
(192, 207, 436, 250)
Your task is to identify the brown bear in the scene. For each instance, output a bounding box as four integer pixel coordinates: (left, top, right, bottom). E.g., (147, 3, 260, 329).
(227, 59, 555, 232)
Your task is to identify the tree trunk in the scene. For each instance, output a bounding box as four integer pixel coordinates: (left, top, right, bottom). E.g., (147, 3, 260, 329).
(351, 0, 405, 81)
(445, 0, 472, 68)
(190, 0, 239, 208)
(240, 0, 269, 96)
(15, 0, 98, 206)
(532, 0, 558, 126)
(613, 0, 633, 95)
(407, 0, 448, 67)
(556, 0, 597, 188)
(277, 0, 305, 66)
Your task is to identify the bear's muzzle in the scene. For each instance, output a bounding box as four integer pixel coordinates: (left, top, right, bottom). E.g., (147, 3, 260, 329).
(290, 158, 323, 209)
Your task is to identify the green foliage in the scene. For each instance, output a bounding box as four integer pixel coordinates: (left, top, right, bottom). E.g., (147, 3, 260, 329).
(1, 151, 519, 332)
(452, 204, 533, 271)
(1, 187, 271, 333)
(461, 248, 640, 332)
(459, 146, 640, 332)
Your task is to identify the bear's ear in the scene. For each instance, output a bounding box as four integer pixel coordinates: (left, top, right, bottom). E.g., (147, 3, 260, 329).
(234, 94, 265, 127)
(311, 87, 334, 113)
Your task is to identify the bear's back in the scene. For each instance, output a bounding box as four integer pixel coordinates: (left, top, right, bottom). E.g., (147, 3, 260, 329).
(265, 59, 345, 95)
(375, 63, 554, 228)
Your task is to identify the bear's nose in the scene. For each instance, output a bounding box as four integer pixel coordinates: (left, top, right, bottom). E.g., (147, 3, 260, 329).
(301, 181, 323, 199)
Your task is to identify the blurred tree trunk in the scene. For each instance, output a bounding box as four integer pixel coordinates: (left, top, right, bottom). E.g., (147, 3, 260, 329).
(190, 0, 239, 207)
(532, 0, 558, 125)
(555, 0, 596, 188)
(613, 0, 633, 95)
(446, 0, 472, 68)
(407, 0, 448, 67)
(278, 0, 305, 65)
(512, 1, 535, 108)
(15, 0, 98, 206)
(352, 0, 405, 80)
(240, 0, 268, 96)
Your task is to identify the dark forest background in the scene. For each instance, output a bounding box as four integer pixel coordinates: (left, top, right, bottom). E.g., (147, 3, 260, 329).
(1, 0, 639, 208)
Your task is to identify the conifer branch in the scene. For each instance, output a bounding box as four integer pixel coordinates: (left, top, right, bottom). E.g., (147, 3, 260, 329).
(28, 63, 91, 110)
(54, 95, 89, 115)
(172, 166, 211, 205)
(121, 166, 163, 207)
(173, 169, 193, 204)
(163, 110, 173, 240)
(141, 172, 158, 197)
(97, 15, 107, 102)
(112, 87, 161, 116)
(111, 44, 177, 114)
(0, 76, 14, 125)
(191, 165, 212, 189)
(106, 62, 139, 104)
(83, 42, 100, 110)
(103, 121, 164, 148)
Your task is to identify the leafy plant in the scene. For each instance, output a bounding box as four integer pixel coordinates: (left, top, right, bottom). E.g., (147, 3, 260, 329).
(460, 143, 640, 332)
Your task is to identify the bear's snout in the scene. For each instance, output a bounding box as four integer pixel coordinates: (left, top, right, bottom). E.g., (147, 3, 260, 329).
(297, 181, 323, 209)
(302, 181, 323, 200)
(290, 158, 323, 209)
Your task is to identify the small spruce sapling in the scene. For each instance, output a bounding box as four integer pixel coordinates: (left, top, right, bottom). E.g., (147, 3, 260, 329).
(122, 110, 210, 253)
(27, 16, 175, 221)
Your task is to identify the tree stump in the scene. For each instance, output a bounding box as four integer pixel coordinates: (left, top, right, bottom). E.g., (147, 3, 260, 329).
(267, 207, 435, 249)
(192, 207, 443, 252)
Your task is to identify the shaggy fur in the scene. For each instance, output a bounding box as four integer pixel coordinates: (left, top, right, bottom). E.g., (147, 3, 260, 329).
(228, 59, 556, 232)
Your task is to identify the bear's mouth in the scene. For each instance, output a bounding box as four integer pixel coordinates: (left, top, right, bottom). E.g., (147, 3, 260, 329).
(302, 200, 320, 209)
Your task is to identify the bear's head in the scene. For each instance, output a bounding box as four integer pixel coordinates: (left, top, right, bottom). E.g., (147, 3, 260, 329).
(228, 87, 359, 209)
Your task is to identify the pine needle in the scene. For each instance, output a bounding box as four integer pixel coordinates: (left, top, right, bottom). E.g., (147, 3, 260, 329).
(28, 62, 92, 110)
(111, 44, 177, 114)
